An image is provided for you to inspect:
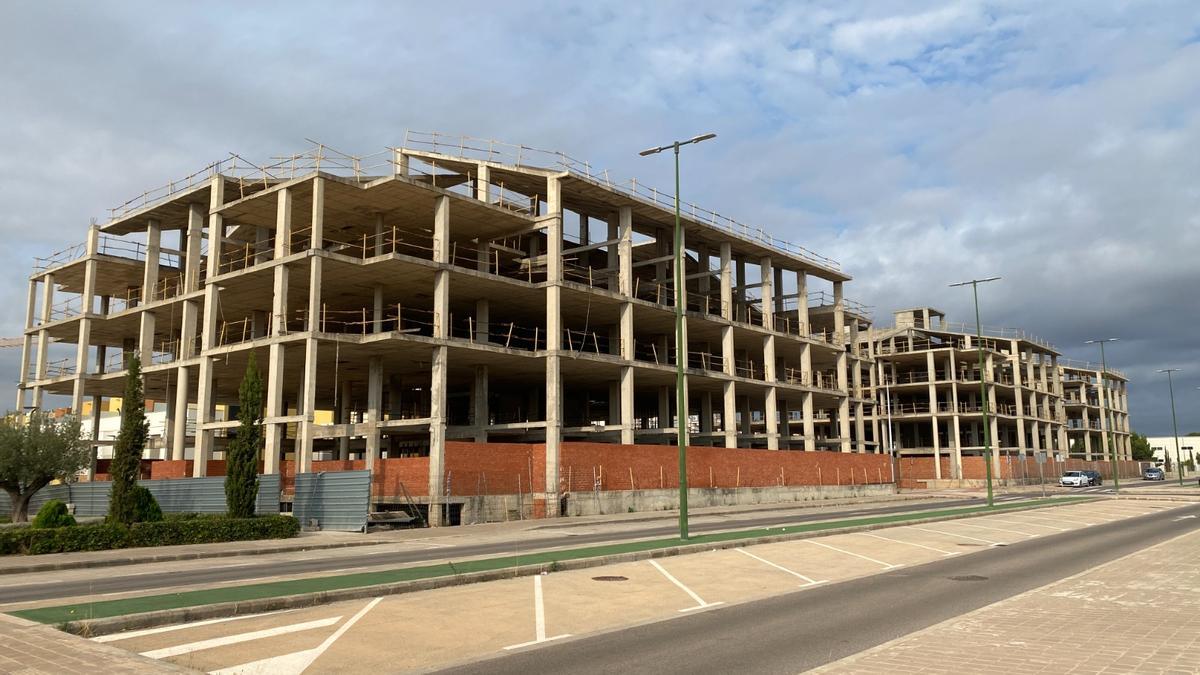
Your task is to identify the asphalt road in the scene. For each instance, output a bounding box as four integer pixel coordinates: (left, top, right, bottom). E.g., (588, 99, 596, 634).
(2, 496, 986, 603)
(442, 501, 1200, 675)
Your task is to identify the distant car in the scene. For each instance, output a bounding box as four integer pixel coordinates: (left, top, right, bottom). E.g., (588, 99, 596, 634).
(1081, 470, 1102, 486)
(1143, 467, 1165, 481)
(1060, 470, 1090, 487)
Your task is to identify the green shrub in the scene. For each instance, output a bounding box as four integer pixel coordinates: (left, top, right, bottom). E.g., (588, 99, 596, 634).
(0, 515, 299, 556)
(130, 486, 163, 523)
(31, 500, 76, 529)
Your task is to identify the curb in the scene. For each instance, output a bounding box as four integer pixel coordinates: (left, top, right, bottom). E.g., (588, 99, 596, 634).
(63, 498, 1099, 637)
(528, 493, 938, 530)
(0, 538, 384, 576)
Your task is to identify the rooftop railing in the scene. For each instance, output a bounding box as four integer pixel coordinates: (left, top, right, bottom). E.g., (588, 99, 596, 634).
(400, 131, 842, 272)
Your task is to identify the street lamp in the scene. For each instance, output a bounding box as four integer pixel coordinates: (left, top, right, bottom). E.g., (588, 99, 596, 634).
(949, 276, 1001, 507)
(1158, 368, 1184, 486)
(639, 132, 717, 540)
(1085, 338, 1120, 494)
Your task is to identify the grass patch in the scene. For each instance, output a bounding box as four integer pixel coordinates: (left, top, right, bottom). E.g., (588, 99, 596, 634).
(12, 496, 1091, 625)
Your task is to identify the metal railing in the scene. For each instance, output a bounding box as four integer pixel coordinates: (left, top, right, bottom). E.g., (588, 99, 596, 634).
(400, 131, 842, 271)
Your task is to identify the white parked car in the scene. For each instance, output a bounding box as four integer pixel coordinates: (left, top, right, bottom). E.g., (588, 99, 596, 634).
(1060, 470, 1090, 487)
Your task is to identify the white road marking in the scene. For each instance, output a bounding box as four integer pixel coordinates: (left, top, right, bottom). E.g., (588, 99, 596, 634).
(806, 539, 902, 569)
(648, 559, 724, 612)
(93, 609, 292, 643)
(736, 548, 827, 584)
(503, 575, 572, 650)
(209, 597, 382, 675)
(141, 616, 342, 659)
(953, 521, 1039, 537)
(985, 517, 1068, 532)
(1014, 512, 1094, 527)
(910, 526, 1004, 547)
(855, 531, 959, 556)
(1173, 515, 1198, 522)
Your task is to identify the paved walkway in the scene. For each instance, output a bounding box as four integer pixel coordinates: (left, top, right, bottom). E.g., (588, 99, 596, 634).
(0, 613, 191, 674)
(813, 525, 1200, 674)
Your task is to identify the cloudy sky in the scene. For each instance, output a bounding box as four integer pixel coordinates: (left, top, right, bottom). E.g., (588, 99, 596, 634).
(1, 1, 1197, 434)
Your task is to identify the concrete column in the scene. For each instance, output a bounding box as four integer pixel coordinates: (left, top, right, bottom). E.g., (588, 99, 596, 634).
(428, 345, 448, 526)
(801, 344, 815, 451)
(138, 220, 161, 365)
(543, 177, 563, 516)
(194, 176, 225, 475)
(373, 285, 384, 333)
(71, 226, 100, 413)
(184, 203, 204, 292)
(719, 244, 732, 321)
(760, 258, 777, 448)
(171, 365, 190, 461)
(620, 366, 635, 444)
(16, 279, 38, 411)
(475, 163, 491, 203)
(779, 398, 791, 447)
(795, 271, 809, 334)
(263, 343, 285, 474)
(946, 351, 961, 478)
(473, 366, 488, 442)
(721, 324, 737, 448)
(854, 360, 865, 453)
(366, 356, 382, 472)
(475, 299, 489, 343)
(338, 379, 352, 460)
(837, 352, 851, 452)
(833, 281, 845, 344)
(616, 209, 636, 446)
(701, 393, 713, 435)
(986, 353, 1001, 477)
(296, 178, 325, 474)
(30, 271, 53, 408)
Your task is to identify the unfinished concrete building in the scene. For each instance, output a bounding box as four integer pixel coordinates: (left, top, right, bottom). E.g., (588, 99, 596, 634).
(17, 134, 888, 524)
(1061, 361, 1131, 461)
(864, 308, 1136, 486)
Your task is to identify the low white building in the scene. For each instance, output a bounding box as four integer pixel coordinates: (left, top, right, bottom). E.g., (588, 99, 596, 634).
(1146, 436, 1199, 470)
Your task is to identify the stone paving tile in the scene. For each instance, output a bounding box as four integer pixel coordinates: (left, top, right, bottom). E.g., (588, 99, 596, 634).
(812, 528, 1200, 674)
(0, 614, 190, 674)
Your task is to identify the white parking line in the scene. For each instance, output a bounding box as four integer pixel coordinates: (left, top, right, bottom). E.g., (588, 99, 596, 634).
(504, 575, 572, 650)
(985, 517, 1068, 532)
(855, 531, 959, 556)
(92, 609, 292, 643)
(140, 616, 342, 659)
(1016, 512, 1094, 527)
(806, 539, 902, 569)
(209, 597, 381, 675)
(953, 521, 1039, 538)
(736, 548, 827, 585)
(648, 559, 724, 612)
(910, 526, 1004, 547)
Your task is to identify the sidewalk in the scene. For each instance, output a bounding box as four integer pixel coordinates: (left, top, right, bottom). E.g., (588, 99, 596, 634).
(0, 613, 192, 674)
(812, 525, 1200, 674)
(0, 492, 941, 575)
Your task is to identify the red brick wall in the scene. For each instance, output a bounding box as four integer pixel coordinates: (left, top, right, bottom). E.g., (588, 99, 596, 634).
(559, 442, 892, 491)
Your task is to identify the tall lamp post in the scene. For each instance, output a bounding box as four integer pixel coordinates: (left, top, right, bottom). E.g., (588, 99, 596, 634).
(1158, 368, 1183, 486)
(950, 276, 1001, 507)
(1085, 338, 1120, 494)
(639, 132, 717, 540)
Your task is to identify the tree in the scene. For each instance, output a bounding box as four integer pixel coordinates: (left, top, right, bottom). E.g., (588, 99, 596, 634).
(226, 353, 263, 518)
(0, 411, 90, 523)
(109, 355, 148, 524)
(1130, 432, 1154, 462)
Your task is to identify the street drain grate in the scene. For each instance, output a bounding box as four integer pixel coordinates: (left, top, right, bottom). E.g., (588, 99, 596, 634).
(592, 575, 629, 582)
(949, 575, 989, 582)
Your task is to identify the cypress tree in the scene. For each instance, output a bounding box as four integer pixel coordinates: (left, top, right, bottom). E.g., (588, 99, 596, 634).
(108, 355, 148, 524)
(226, 353, 263, 518)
